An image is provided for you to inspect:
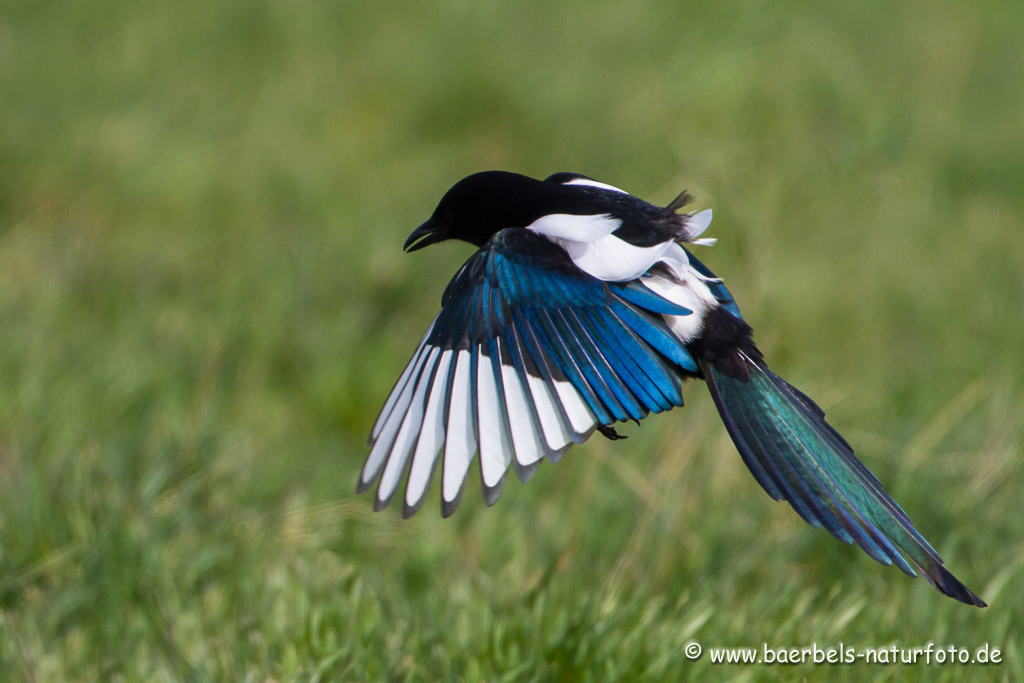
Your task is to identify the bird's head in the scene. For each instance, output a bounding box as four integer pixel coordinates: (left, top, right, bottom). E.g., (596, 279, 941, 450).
(404, 171, 554, 252)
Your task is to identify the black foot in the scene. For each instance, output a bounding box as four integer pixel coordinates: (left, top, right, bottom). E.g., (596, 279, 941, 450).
(597, 424, 628, 441)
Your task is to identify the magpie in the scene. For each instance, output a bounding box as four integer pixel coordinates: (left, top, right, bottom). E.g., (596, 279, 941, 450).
(358, 170, 986, 606)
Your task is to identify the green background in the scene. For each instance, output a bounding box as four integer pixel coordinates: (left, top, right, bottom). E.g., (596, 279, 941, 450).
(1, 0, 1021, 680)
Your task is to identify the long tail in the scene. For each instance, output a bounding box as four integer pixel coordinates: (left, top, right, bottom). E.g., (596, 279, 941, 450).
(701, 353, 985, 607)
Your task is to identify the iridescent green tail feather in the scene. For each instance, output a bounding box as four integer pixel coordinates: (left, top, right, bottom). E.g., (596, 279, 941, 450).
(701, 355, 985, 607)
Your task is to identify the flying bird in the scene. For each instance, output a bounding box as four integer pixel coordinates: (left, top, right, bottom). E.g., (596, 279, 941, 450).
(357, 170, 985, 606)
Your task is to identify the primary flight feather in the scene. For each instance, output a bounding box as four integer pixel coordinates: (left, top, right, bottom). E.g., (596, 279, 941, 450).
(358, 170, 985, 607)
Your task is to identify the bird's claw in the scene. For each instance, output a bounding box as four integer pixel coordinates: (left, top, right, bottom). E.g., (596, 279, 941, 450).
(597, 424, 627, 441)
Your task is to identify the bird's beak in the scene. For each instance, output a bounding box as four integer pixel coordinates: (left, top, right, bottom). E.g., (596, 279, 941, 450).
(404, 218, 448, 252)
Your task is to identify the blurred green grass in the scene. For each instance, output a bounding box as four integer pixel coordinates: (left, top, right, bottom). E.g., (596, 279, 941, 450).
(1, 0, 1022, 679)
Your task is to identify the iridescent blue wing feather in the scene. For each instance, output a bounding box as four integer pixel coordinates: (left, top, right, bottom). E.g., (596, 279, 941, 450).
(360, 228, 699, 517)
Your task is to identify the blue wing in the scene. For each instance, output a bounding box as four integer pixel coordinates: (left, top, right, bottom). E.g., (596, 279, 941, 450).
(360, 228, 701, 517)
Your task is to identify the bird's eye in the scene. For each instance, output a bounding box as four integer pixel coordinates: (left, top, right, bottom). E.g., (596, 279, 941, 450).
(442, 209, 455, 224)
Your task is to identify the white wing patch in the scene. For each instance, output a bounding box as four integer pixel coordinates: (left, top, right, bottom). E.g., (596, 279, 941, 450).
(375, 347, 439, 504)
(563, 177, 629, 194)
(526, 213, 621, 242)
(528, 210, 677, 284)
(499, 344, 546, 467)
(369, 323, 435, 442)
(442, 349, 476, 505)
(361, 336, 434, 490)
(476, 345, 513, 490)
(366, 324, 594, 514)
(556, 235, 676, 283)
(527, 205, 717, 285)
(404, 349, 454, 509)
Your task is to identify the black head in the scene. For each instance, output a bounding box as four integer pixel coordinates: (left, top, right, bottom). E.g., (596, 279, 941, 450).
(404, 171, 556, 251)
